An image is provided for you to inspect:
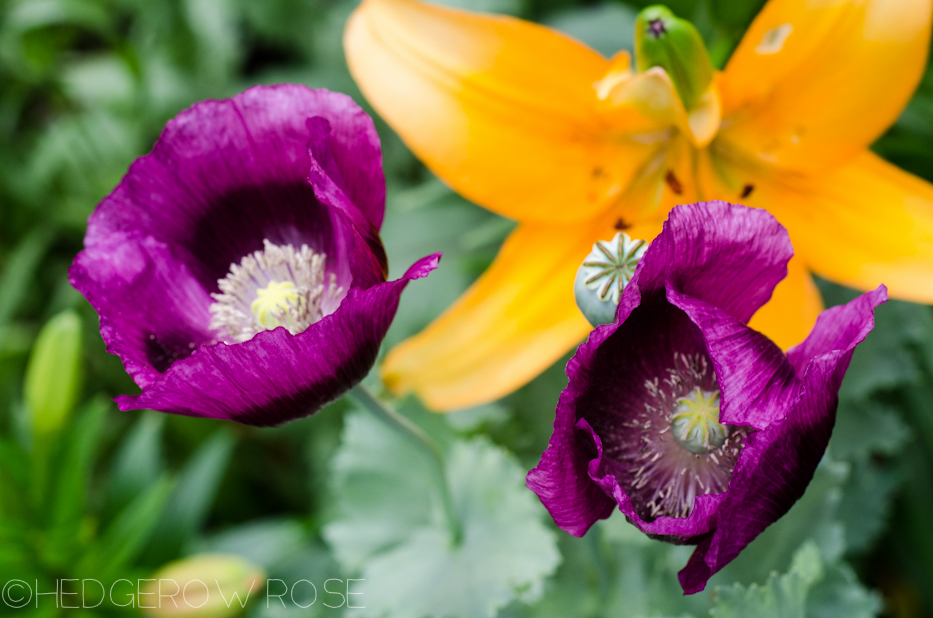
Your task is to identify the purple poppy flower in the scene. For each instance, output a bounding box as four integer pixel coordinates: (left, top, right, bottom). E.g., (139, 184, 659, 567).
(526, 201, 885, 594)
(70, 84, 439, 426)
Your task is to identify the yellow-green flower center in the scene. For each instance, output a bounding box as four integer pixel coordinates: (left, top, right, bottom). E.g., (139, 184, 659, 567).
(670, 387, 726, 455)
(251, 280, 299, 330)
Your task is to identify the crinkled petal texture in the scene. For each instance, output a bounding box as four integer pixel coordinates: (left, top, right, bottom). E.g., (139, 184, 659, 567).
(82, 84, 387, 290)
(71, 85, 437, 425)
(526, 201, 885, 593)
(110, 255, 439, 426)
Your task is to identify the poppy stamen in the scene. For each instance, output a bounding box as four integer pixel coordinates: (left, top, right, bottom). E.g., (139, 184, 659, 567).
(614, 353, 748, 521)
(209, 240, 343, 342)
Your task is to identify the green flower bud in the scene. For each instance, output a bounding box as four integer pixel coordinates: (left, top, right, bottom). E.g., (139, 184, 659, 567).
(24, 310, 83, 437)
(634, 5, 715, 110)
(142, 554, 265, 617)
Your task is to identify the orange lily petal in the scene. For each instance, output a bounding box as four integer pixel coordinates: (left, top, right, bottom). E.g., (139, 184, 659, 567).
(382, 223, 592, 410)
(763, 152, 933, 305)
(344, 0, 661, 224)
(719, 0, 931, 172)
(748, 254, 823, 350)
(381, 218, 662, 411)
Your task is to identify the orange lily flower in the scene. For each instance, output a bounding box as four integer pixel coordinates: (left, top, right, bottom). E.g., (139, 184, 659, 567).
(345, 0, 933, 411)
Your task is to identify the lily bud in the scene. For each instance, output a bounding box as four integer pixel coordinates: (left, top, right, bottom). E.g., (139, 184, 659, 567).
(574, 232, 647, 327)
(24, 310, 83, 437)
(142, 554, 265, 617)
(634, 5, 714, 110)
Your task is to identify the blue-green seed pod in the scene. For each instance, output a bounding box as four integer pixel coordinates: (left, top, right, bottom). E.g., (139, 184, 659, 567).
(574, 232, 647, 327)
(634, 5, 715, 110)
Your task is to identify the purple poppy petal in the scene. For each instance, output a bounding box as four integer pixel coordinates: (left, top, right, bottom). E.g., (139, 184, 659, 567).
(529, 293, 724, 538)
(70, 233, 215, 388)
(241, 85, 386, 230)
(85, 85, 385, 292)
(306, 116, 387, 284)
(580, 416, 728, 540)
(116, 254, 441, 426)
(629, 201, 792, 324)
(531, 201, 883, 596)
(525, 333, 618, 535)
(677, 287, 887, 594)
(666, 286, 796, 430)
(532, 202, 795, 539)
(785, 286, 889, 376)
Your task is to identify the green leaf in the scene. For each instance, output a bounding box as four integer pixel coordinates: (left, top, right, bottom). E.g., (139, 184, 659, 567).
(710, 542, 822, 618)
(324, 411, 446, 568)
(0, 228, 54, 328)
(511, 512, 707, 618)
(78, 475, 175, 580)
(0, 0, 114, 79)
(831, 402, 910, 461)
(193, 519, 307, 570)
(827, 398, 910, 554)
(48, 395, 108, 530)
(807, 563, 883, 618)
(247, 542, 343, 618)
(0, 438, 29, 508)
(61, 53, 136, 108)
(183, 0, 241, 82)
(105, 411, 165, 520)
(706, 0, 767, 33)
(144, 430, 236, 563)
(29, 396, 109, 569)
(598, 524, 703, 618)
(324, 410, 560, 618)
(0, 440, 32, 581)
(836, 459, 901, 555)
(2, 0, 112, 35)
(711, 541, 881, 618)
(446, 403, 511, 434)
(24, 111, 143, 228)
(714, 458, 848, 586)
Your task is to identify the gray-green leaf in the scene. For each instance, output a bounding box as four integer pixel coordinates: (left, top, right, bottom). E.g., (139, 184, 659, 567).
(325, 411, 560, 618)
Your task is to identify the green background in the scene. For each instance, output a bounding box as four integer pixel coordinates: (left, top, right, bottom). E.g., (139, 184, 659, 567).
(2, 0, 933, 615)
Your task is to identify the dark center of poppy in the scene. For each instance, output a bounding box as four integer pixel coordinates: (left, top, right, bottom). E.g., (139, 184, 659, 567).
(603, 352, 747, 521)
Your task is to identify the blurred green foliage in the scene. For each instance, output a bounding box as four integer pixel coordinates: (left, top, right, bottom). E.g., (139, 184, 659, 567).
(1, 0, 933, 616)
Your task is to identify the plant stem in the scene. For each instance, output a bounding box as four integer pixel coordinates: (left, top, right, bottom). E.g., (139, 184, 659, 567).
(348, 384, 462, 544)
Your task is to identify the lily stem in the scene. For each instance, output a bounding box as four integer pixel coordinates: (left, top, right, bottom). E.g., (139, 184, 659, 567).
(348, 384, 463, 544)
